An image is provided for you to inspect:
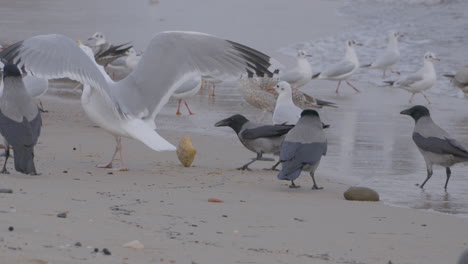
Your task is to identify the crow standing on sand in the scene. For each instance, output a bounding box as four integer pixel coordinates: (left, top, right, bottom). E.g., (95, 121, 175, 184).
(0, 64, 42, 175)
(215, 114, 293, 170)
(400, 105, 468, 189)
(278, 109, 327, 189)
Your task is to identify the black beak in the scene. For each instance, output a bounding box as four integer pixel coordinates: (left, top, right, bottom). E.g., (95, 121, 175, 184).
(400, 109, 411, 116)
(215, 118, 230, 127)
(322, 122, 330, 129)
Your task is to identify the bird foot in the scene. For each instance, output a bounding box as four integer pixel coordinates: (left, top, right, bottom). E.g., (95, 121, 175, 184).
(263, 167, 280, 171)
(39, 108, 49, 113)
(189, 112, 195, 115)
(1, 168, 9, 174)
(97, 163, 113, 169)
(109, 167, 129, 172)
(30, 172, 41, 176)
(237, 166, 251, 171)
(311, 185, 323, 190)
(289, 184, 301, 189)
(176, 111, 182, 116)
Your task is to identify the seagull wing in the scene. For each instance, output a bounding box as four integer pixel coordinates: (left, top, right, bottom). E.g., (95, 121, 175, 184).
(321, 60, 355, 78)
(113, 31, 281, 119)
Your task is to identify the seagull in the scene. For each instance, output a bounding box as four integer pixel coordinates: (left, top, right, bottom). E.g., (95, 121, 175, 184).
(400, 105, 468, 189)
(269, 81, 302, 125)
(0, 32, 279, 170)
(385, 52, 438, 104)
(171, 75, 203, 115)
(214, 114, 293, 170)
(106, 48, 141, 80)
(87, 32, 133, 66)
(362, 31, 403, 78)
(277, 109, 327, 189)
(312, 40, 362, 94)
(0, 64, 42, 175)
(444, 65, 468, 94)
(279, 50, 313, 88)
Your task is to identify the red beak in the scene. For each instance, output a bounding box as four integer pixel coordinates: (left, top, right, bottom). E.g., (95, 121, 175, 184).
(267, 87, 276, 92)
(88, 37, 94, 41)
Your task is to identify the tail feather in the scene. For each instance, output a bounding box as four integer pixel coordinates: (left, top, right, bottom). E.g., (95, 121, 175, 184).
(123, 119, 176, 152)
(311, 72, 321, 79)
(277, 161, 303, 181)
(443, 74, 455, 79)
(316, 99, 338, 108)
(361, 64, 372, 68)
(12, 145, 37, 175)
(383, 80, 395, 86)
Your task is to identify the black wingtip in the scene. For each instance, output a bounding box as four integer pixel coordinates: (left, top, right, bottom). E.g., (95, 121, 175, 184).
(316, 99, 338, 108)
(361, 64, 371, 68)
(443, 74, 455, 79)
(383, 80, 395, 86)
(311, 72, 320, 79)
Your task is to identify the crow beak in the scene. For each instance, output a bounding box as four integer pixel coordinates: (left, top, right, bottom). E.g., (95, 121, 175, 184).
(400, 109, 411, 115)
(214, 118, 230, 127)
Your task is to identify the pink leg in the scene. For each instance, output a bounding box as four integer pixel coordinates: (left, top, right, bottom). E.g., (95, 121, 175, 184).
(391, 70, 400, 75)
(421, 92, 431, 104)
(184, 100, 195, 115)
(209, 83, 216, 96)
(114, 137, 128, 171)
(176, 99, 182, 115)
(335, 81, 342, 94)
(346, 81, 361, 93)
(97, 136, 120, 168)
(409, 93, 415, 104)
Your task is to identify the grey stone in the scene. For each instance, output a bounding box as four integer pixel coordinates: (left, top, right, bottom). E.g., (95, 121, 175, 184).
(344, 187, 380, 202)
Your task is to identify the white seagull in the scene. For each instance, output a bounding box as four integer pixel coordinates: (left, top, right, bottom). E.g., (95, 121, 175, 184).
(279, 50, 313, 89)
(0, 32, 280, 170)
(385, 52, 438, 104)
(313, 40, 362, 94)
(268, 81, 302, 125)
(444, 65, 468, 94)
(362, 31, 403, 78)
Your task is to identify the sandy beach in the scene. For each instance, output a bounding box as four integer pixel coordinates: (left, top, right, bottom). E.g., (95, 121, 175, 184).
(1, 0, 468, 263)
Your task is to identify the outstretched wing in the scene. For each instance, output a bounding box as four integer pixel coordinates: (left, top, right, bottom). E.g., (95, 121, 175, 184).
(0, 34, 113, 103)
(113, 31, 282, 119)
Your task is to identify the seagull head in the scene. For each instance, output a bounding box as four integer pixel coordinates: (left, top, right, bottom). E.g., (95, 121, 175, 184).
(2, 63, 22, 79)
(400, 105, 430, 121)
(297, 50, 312, 58)
(215, 114, 249, 133)
(268, 81, 292, 95)
(347, 40, 363, 47)
(88, 32, 106, 45)
(424, 52, 440, 62)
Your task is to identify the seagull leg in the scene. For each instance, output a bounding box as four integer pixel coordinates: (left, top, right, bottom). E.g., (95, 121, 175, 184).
(444, 167, 451, 189)
(409, 93, 415, 104)
(420, 165, 433, 188)
(184, 100, 195, 115)
(114, 137, 129, 171)
(382, 70, 386, 78)
(1, 141, 10, 174)
(176, 99, 183, 115)
(421, 92, 431, 104)
(210, 83, 216, 96)
(310, 172, 323, 190)
(335, 81, 342, 94)
(289, 180, 300, 188)
(97, 136, 120, 169)
(346, 81, 361, 93)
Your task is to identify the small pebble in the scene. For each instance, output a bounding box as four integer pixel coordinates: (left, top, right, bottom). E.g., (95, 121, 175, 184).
(0, 189, 13, 194)
(57, 212, 67, 218)
(107, 172, 113, 175)
(94, 248, 99, 253)
(63, 170, 68, 173)
(73, 147, 76, 150)
(8, 226, 14, 232)
(222, 215, 228, 218)
(102, 248, 111, 255)
(75, 242, 82, 247)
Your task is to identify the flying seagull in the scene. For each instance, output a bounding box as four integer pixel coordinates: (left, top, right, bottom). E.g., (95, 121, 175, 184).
(400, 105, 468, 189)
(279, 50, 313, 89)
(312, 40, 362, 94)
(361, 31, 403, 78)
(0, 64, 42, 175)
(0, 32, 280, 170)
(385, 52, 438, 104)
(215, 114, 293, 170)
(277, 109, 327, 189)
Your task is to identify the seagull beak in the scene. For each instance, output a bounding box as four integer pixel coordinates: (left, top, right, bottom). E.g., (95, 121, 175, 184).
(355, 42, 364, 46)
(214, 118, 230, 127)
(88, 37, 94, 41)
(433, 57, 441, 61)
(76, 40, 82, 45)
(400, 109, 411, 116)
(266, 87, 276, 92)
(305, 54, 313, 57)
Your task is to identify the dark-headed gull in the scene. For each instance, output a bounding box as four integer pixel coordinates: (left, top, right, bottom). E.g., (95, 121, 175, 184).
(313, 40, 362, 94)
(280, 50, 313, 89)
(386, 52, 438, 104)
(87, 32, 133, 66)
(362, 31, 403, 78)
(0, 64, 42, 175)
(0, 32, 280, 171)
(401, 105, 468, 189)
